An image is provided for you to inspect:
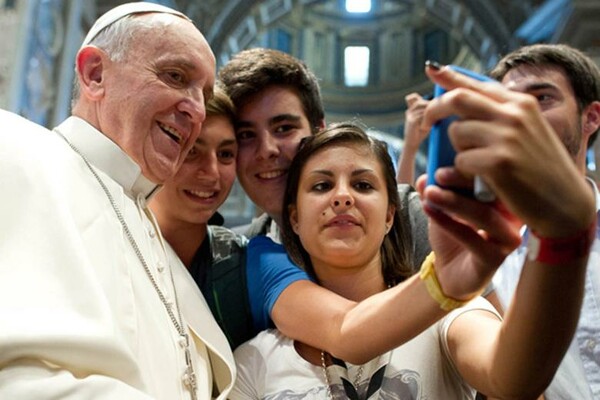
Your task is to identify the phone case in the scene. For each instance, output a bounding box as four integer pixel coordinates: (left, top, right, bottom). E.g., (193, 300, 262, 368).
(425, 65, 496, 201)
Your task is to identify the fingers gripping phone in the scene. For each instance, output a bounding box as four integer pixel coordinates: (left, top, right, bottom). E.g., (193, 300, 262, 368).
(426, 65, 496, 202)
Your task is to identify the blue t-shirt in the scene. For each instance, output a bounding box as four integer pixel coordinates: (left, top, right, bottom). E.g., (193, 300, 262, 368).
(245, 235, 312, 331)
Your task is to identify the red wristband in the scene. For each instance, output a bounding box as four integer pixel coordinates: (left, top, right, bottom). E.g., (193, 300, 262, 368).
(527, 218, 597, 264)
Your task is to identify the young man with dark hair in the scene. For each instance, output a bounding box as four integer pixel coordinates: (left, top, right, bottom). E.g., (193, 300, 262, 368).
(488, 43, 600, 400)
(219, 48, 328, 236)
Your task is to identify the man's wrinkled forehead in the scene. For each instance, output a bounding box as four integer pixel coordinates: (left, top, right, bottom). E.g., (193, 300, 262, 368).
(81, 2, 190, 48)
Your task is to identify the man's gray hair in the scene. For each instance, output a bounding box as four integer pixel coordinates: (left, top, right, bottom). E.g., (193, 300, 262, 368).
(71, 2, 189, 107)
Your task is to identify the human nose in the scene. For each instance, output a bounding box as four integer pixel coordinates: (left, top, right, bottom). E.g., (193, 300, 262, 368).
(331, 183, 354, 209)
(196, 153, 219, 182)
(256, 131, 280, 160)
(179, 88, 207, 127)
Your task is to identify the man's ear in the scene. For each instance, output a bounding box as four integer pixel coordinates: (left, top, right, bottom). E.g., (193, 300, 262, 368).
(76, 46, 106, 101)
(582, 101, 600, 140)
(288, 204, 300, 234)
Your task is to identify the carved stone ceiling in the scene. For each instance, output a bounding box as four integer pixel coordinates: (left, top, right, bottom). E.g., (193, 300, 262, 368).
(95, 0, 545, 55)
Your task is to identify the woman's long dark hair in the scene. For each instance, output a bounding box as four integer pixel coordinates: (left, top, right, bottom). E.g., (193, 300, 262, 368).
(281, 122, 414, 287)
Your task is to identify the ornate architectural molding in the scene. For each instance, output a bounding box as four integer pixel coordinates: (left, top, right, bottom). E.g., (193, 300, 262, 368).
(0, 4, 20, 110)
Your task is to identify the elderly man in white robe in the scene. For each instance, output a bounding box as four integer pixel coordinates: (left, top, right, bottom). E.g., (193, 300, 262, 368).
(0, 3, 234, 399)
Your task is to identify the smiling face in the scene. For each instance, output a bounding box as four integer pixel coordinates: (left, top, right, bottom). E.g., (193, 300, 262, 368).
(151, 115, 237, 230)
(501, 65, 592, 170)
(80, 14, 216, 184)
(288, 143, 394, 282)
(235, 85, 316, 222)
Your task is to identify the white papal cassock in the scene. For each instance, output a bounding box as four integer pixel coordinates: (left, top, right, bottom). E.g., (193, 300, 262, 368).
(0, 110, 235, 399)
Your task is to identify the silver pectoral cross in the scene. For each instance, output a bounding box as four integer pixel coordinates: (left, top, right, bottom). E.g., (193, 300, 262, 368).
(181, 334, 198, 400)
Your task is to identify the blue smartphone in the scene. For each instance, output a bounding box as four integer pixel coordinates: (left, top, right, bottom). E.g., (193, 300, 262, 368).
(426, 64, 496, 202)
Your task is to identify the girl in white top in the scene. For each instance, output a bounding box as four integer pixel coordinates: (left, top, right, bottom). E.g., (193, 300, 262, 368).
(231, 122, 594, 399)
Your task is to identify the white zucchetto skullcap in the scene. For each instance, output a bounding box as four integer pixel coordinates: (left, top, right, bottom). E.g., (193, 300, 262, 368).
(81, 2, 190, 48)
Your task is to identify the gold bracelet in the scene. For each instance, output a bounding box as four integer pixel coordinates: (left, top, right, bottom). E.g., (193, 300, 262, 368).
(419, 252, 476, 311)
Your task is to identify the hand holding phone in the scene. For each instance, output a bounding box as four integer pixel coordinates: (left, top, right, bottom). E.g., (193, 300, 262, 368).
(425, 64, 496, 202)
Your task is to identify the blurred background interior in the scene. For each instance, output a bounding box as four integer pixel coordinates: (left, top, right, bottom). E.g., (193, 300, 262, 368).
(1, 0, 598, 226)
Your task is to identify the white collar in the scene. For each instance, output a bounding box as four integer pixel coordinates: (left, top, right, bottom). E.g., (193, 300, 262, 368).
(267, 218, 282, 244)
(54, 116, 160, 201)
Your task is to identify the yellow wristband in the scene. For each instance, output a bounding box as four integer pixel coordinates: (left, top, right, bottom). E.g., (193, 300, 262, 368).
(419, 252, 474, 311)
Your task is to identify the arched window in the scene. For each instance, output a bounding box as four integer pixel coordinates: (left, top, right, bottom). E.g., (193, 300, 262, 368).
(345, 0, 372, 13)
(344, 45, 370, 86)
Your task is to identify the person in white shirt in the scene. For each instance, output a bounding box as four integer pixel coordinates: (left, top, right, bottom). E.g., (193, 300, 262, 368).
(0, 3, 234, 399)
(488, 43, 600, 400)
